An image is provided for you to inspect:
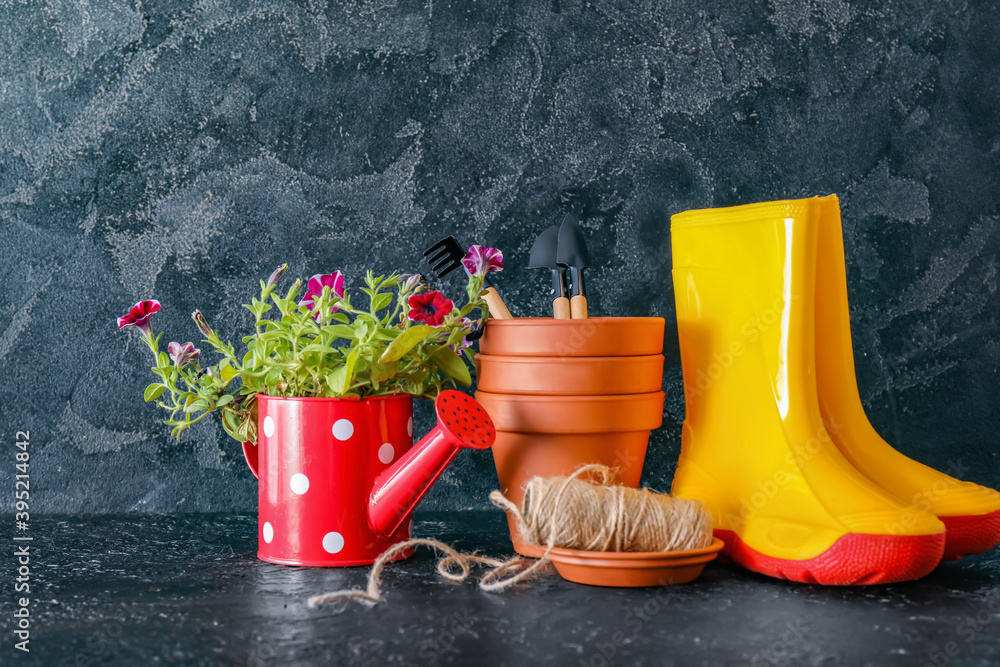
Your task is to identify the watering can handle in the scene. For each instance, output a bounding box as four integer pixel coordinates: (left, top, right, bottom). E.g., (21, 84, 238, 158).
(241, 440, 259, 479)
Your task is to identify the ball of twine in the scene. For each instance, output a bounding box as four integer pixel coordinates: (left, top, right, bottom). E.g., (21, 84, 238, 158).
(308, 464, 713, 609)
(491, 463, 714, 553)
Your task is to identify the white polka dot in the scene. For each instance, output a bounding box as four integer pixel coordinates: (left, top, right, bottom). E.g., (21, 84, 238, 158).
(289, 473, 309, 495)
(262, 522, 274, 543)
(407, 416, 413, 438)
(322, 531, 345, 554)
(332, 419, 354, 441)
(378, 443, 395, 464)
(263, 416, 275, 438)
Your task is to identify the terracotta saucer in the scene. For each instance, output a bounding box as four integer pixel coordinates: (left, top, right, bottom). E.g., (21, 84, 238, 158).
(546, 538, 725, 587)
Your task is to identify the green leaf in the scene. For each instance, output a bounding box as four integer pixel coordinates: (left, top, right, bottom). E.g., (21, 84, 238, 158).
(379, 325, 435, 364)
(371, 358, 394, 382)
(326, 366, 346, 395)
(354, 319, 370, 341)
(430, 346, 472, 386)
(264, 367, 284, 386)
(327, 347, 360, 394)
(372, 326, 399, 341)
(222, 409, 241, 435)
(216, 394, 234, 407)
(372, 292, 393, 312)
(185, 398, 212, 413)
(220, 364, 238, 382)
(322, 324, 356, 339)
(144, 384, 167, 402)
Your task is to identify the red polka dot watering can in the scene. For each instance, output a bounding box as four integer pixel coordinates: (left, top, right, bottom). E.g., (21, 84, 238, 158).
(240, 391, 495, 566)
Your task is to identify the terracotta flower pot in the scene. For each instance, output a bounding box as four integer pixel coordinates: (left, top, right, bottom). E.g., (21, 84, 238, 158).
(475, 354, 664, 395)
(476, 391, 665, 557)
(475, 316, 666, 558)
(477, 316, 665, 357)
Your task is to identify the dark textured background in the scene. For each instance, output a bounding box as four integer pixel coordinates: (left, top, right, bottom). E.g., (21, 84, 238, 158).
(2, 0, 998, 514)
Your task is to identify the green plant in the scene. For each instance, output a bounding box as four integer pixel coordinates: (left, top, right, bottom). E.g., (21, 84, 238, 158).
(118, 246, 503, 445)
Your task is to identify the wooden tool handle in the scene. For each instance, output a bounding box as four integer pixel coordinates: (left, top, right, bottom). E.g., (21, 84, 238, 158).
(482, 286, 514, 320)
(552, 296, 571, 320)
(569, 294, 588, 319)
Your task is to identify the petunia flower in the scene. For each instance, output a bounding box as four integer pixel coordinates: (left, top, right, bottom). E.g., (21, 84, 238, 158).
(448, 317, 476, 352)
(265, 264, 288, 289)
(167, 342, 200, 368)
(408, 290, 454, 327)
(118, 300, 161, 337)
(398, 273, 423, 292)
(461, 245, 504, 277)
(192, 310, 212, 337)
(300, 271, 345, 314)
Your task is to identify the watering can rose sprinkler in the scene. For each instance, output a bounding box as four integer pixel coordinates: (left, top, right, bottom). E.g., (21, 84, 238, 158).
(118, 249, 504, 566)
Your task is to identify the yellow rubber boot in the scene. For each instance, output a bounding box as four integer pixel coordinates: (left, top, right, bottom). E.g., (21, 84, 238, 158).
(814, 195, 1000, 560)
(670, 198, 945, 584)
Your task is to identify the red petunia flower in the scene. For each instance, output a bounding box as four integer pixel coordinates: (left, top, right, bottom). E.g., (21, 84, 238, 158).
(117, 300, 161, 336)
(407, 290, 454, 327)
(299, 271, 345, 314)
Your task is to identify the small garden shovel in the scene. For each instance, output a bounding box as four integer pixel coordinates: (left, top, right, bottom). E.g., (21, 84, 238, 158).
(556, 213, 590, 319)
(528, 225, 570, 319)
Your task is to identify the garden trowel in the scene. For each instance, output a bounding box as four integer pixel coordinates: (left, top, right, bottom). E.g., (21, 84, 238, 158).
(556, 213, 590, 319)
(528, 225, 570, 319)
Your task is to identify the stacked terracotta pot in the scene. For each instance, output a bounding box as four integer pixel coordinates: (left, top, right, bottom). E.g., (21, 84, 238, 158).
(474, 317, 666, 557)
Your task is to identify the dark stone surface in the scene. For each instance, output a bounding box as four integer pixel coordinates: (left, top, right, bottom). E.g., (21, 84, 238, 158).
(3, 511, 1000, 666)
(2, 1, 1000, 513)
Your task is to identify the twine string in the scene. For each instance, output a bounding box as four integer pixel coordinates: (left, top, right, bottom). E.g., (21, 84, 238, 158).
(308, 464, 712, 609)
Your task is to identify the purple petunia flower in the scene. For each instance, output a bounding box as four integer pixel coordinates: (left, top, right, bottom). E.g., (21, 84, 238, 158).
(299, 271, 345, 314)
(118, 300, 161, 336)
(192, 310, 212, 337)
(448, 317, 476, 353)
(398, 273, 423, 291)
(266, 264, 288, 289)
(461, 245, 504, 277)
(167, 342, 200, 368)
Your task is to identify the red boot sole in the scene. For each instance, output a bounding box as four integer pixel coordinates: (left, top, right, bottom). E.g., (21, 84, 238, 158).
(716, 530, 945, 585)
(940, 509, 1000, 561)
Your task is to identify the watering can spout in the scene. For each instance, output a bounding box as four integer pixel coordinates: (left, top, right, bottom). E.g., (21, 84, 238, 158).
(368, 391, 495, 540)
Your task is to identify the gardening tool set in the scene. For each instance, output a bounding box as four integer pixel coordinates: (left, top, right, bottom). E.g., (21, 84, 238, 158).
(527, 214, 591, 319)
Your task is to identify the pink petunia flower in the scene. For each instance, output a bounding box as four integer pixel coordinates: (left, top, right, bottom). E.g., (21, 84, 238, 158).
(167, 342, 200, 368)
(461, 245, 504, 277)
(118, 300, 161, 336)
(299, 271, 345, 314)
(407, 290, 454, 327)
